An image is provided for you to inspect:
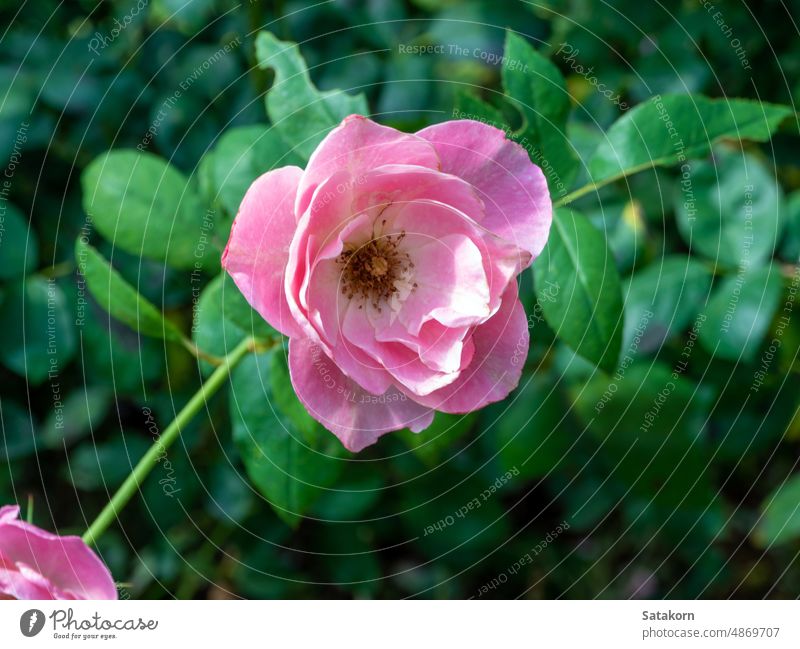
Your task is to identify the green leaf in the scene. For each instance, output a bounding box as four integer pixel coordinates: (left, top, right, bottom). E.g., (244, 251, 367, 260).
(0, 276, 76, 385)
(605, 200, 646, 273)
(533, 208, 623, 372)
(193, 274, 277, 375)
(193, 275, 247, 375)
(81, 150, 210, 271)
(675, 147, 785, 269)
(754, 474, 800, 547)
(230, 348, 343, 528)
(77, 302, 165, 396)
(622, 256, 713, 355)
(210, 125, 303, 216)
(588, 95, 791, 187)
(0, 202, 38, 279)
(502, 31, 579, 193)
(453, 89, 506, 127)
(698, 263, 784, 362)
(255, 32, 369, 160)
(75, 238, 184, 342)
(220, 272, 279, 340)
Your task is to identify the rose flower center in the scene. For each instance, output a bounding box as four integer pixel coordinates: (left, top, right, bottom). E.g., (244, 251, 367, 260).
(338, 230, 417, 311)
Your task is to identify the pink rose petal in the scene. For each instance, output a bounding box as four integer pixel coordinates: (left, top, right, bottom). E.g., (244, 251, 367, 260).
(222, 166, 305, 339)
(295, 114, 441, 216)
(417, 119, 552, 259)
(403, 283, 528, 413)
(0, 506, 117, 600)
(288, 337, 434, 452)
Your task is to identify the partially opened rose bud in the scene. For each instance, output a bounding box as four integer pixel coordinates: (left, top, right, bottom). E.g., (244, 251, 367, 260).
(0, 505, 117, 600)
(223, 115, 552, 452)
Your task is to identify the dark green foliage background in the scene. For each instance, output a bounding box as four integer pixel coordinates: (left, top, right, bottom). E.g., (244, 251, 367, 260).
(1, 0, 799, 599)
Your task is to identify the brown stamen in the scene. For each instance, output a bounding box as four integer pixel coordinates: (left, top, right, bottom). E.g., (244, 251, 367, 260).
(337, 231, 415, 306)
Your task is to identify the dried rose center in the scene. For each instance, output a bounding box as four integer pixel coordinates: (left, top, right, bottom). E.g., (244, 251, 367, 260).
(338, 231, 416, 310)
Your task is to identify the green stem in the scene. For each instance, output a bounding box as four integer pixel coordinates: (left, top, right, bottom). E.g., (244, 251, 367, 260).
(180, 337, 225, 366)
(82, 337, 255, 547)
(554, 161, 664, 208)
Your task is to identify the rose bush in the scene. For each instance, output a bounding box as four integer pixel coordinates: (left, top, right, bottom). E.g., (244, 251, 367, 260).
(0, 506, 117, 600)
(223, 115, 552, 451)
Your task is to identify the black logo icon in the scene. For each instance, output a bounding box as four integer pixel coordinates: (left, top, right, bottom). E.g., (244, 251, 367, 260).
(20, 609, 45, 637)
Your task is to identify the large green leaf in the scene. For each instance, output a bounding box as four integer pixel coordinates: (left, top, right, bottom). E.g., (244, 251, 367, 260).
(698, 263, 784, 362)
(754, 474, 800, 547)
(502, 31, 579, 193)
(534, 208, 623, 372)
(588, 95, 791, 187)
(230, 348, 343, 528)
(622, 255, 713, 355)
(82, 150, 210, 271)
(193, 274, 277, 375)
(75, 239, 184, 342)
(192, 274, 247, 376)
(675, 147, 785, 269)
(0, 276, 76, 384)
(256, 32, 368, 160)
(210, 125, 303, 216)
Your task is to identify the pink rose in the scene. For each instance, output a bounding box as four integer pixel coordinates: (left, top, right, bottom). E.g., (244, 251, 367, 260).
(223, 116, 551, 451)
(0, 505, 117, 600)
